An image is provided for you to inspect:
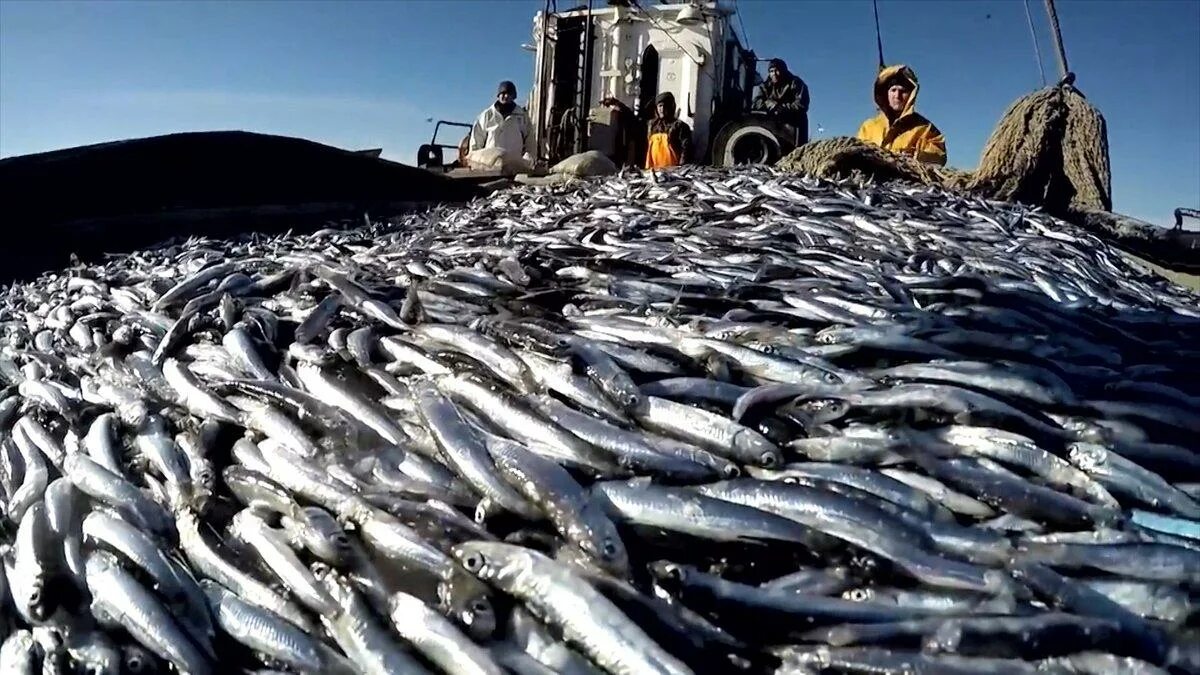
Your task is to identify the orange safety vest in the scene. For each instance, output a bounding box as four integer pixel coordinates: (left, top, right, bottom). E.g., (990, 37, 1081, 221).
(645, 131, 681, 169)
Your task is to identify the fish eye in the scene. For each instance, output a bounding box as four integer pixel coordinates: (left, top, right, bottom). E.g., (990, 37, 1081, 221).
(760, 451, 779, 467)
(473, 503, 489, 524)
(471, 598, 492, 615)
(463, 553, 485, 573)
(662, 565, 686, 583)
(601, 540, 620, 560)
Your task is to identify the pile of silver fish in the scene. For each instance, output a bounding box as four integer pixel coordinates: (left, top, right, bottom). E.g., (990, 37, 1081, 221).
(2, 166, 1199, 675)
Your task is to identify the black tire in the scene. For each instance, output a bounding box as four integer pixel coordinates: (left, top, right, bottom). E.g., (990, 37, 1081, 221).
(711, 121, 784, 167)
(417, 144, 444, 169)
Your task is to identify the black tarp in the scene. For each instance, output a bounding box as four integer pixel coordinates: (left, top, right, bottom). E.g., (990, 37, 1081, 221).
(0, 130, 481, 280)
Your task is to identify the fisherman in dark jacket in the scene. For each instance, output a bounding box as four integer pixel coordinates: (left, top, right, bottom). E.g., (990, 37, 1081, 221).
(645, 92, 691, 169)
(753, 58, 810, 145)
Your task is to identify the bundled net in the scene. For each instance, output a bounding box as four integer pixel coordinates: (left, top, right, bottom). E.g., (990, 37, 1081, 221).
(968, 84, 1111, 213)
(774, 136, 970, 188)
(777, 84, 1112, 215)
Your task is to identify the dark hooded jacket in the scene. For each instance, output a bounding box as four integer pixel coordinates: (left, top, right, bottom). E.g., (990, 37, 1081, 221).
(753, 59, 810, 117)
(646, 92, 692, 166)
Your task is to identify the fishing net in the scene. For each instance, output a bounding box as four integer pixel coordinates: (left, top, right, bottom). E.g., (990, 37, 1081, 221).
(777, 83, 1112, 215)
(968, 84, 1111, 213)
(774, 135, 971, 188)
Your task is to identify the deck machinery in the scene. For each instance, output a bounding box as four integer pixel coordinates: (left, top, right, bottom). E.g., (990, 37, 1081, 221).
(419, 0, 804, 171)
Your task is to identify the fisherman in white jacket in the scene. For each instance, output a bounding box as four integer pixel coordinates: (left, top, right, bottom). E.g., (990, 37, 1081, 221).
(469, 80, 534, 164)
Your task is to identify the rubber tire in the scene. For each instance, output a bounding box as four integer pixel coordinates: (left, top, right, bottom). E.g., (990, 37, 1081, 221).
(712, 122, 783, 167)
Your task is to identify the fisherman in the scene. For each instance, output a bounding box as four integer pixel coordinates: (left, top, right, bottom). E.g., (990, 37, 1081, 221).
(856, 65, 946, 165)
(468, 80, 535, 164)
(645, 92, 691, 169)
(753, 58, 810, 144)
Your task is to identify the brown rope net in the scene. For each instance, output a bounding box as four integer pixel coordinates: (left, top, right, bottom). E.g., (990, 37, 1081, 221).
(969, 84, 1111, 213)
(778, 84, 1111, 214)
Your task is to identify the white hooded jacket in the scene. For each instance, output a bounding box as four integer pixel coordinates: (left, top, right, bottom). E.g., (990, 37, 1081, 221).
(468, 103, 534, 162)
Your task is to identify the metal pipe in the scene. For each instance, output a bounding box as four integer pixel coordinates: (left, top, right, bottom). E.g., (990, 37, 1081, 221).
(577, 0, 596, 154)
(535, 0, 552, 161)
(1043, 0, 1070, 81)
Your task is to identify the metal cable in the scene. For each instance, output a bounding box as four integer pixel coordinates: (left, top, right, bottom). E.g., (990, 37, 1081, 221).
(1023, 0, 1048, 87)
(1043, 0, 1071, 81)
(872, 0, 886, 71)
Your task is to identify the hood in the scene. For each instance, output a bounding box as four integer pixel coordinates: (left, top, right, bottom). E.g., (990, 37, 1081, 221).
(654, 91, 677, 119)
(874, 64, 920, 119)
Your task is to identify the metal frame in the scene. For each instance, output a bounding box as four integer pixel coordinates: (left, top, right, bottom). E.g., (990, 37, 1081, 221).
(417, 120, 474, 170)
(428, 121, 473, 153)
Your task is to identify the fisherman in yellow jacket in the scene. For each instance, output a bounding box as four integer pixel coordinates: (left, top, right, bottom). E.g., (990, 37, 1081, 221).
(856, 65, 947, 166)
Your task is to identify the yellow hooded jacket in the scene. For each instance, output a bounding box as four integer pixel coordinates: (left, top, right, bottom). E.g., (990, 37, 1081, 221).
(856, 64, 947, 166)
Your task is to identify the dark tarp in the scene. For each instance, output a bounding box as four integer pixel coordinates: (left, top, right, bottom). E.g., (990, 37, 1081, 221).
(0, 130, 481, 280)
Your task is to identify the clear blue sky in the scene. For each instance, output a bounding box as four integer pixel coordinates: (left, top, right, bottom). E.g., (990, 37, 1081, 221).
(1, 0, 1196, 224)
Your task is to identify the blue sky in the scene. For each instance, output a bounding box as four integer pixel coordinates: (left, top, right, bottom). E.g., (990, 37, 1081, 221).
(1, 0, 1196, 225)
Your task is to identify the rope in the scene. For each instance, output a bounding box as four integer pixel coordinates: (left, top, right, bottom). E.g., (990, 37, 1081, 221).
(1023, 0, 1048, 87)
(1043, 0, 1071, 81)
(872, 0, 886, 71)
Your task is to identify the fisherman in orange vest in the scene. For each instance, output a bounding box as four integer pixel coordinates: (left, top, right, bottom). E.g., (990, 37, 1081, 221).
(645, 92, 691, 169)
